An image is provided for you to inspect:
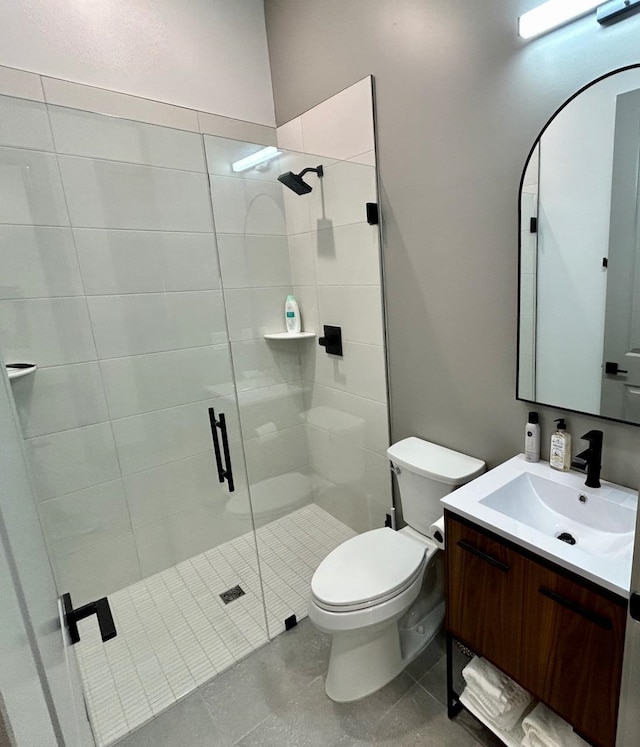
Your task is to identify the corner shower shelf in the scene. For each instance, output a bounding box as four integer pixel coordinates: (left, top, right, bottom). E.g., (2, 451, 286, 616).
(263, 332, 316, 340)
(6, 363, 37, 381)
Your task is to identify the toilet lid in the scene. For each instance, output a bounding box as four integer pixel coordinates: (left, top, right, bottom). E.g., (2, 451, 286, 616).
(311, 528, 426, 609)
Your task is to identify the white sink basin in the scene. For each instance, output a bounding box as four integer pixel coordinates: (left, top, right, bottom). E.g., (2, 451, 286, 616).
(441, 455, 638, 597)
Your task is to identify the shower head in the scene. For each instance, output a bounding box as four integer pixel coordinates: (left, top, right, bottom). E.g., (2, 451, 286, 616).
(277, 165, 324, 195)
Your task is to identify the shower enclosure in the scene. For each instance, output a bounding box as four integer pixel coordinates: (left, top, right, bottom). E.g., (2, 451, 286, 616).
(0, 76, 389, 745)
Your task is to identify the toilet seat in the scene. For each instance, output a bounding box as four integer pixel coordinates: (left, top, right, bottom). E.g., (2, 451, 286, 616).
(311, 528, 428, 613)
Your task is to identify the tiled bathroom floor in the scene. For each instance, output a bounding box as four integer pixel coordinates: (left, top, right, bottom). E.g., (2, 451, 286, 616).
(75, 504, 356, 746)
(114, 618, 502, 747)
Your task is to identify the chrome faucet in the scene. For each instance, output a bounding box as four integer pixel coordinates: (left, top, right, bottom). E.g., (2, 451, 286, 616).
(570, 430, 603, 488)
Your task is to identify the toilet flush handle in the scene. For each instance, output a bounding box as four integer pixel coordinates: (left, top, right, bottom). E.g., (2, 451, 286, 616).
(391, 465, 401, 475)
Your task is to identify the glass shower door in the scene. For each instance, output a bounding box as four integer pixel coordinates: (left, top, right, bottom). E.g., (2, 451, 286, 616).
(205, 136, 390, 638)
(0, 94, 268, 745)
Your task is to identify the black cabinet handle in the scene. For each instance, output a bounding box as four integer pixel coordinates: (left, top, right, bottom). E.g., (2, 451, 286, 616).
(456, 540, 510, 572)
(631, 592, 640, 622)
(208, 407, 235, 492)
(538, 586, 612, 630)
(62, 592, 116, 645)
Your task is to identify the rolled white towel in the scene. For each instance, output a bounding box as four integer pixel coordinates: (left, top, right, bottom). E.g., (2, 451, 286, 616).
(521, 703, 590, 747)
(462, 657, 532, 718)
(461, 686, 529, 733)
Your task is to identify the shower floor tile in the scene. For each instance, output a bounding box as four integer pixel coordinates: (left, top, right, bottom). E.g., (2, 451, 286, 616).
(75, 504, 356, 747)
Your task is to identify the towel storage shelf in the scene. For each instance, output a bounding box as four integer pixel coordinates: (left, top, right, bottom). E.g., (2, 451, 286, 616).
(444, 511, 626, 747)
(458, 687, 525, 747)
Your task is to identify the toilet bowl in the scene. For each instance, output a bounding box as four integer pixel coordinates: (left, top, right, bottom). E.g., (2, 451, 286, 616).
(308, 437, 485, 703)
(309, 526, 442, 702)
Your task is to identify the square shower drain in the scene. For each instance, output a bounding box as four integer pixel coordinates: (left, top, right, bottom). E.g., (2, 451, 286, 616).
(219, 585, 245, 604)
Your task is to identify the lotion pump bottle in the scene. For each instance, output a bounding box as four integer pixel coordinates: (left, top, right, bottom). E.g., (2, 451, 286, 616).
(525, 411, 540, 463)
(284, 295, 301, 334)
(550, 418, 572, 472)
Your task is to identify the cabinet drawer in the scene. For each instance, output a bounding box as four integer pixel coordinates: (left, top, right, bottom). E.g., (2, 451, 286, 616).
(521, 565, 626, 747)
(445, 515, 526, 680)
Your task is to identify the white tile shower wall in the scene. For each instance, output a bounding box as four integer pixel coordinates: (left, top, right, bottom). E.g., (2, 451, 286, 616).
(217, 234, 292, 289)
(57, 157, 214, 232)
(0, 95, 260, 604)
(0, 64, 277, 143)
(0, 226, 84, 299)
(0, 66, 44, 102)
(205, 135, 314, 527)
(277, 77, 391, 534)
(73, 229, 221, 295)
(0, 94, 54, 150)
(47, 105, 206, 170)
(0, 145, 69, 225)
(10, 362, 109, 438)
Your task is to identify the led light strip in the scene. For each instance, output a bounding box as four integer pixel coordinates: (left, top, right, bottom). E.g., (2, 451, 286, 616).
(231, 146, 280, 172)
(518, 0, 600, 39)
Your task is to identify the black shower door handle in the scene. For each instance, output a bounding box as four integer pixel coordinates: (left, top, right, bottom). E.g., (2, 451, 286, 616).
(208, 407, 225, 483)
(208, 407, 235, 492)
(62, 592, 116, 645)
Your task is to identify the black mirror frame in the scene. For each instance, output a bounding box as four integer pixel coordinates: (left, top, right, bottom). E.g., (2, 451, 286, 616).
(516, 63, 640, 428)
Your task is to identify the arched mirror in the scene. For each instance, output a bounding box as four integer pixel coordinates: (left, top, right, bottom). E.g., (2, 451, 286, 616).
(518, 65, 640, 426)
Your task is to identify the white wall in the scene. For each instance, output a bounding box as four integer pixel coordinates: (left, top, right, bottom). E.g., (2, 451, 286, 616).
(0, 0, 275, 126)
(536, 69, 640, 414)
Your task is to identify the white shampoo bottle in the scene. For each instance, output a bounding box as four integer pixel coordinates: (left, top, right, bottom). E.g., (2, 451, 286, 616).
(284, 295, 301, 334)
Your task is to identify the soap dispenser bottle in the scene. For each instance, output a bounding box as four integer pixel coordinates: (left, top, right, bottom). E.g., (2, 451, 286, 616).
(525, 412, 540, 463)
(550, 418, 571, 471)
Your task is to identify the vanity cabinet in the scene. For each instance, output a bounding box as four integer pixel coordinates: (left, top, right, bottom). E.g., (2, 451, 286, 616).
(445, 513, 627, 747)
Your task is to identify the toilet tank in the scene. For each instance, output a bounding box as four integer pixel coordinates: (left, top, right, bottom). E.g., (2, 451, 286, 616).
(387, 437, 485, 537)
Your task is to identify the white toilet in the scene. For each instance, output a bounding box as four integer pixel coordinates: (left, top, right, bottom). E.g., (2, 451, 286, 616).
(308, 437, 485, 702)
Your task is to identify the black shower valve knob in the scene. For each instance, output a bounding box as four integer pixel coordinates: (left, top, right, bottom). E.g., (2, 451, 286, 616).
(318, 325, 343, 356)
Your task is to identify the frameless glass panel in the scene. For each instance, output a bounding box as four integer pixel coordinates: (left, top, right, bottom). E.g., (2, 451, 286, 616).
(0, 80, 392, 744)
(204, 135, 391, 638)
(0, 96, 268, 746)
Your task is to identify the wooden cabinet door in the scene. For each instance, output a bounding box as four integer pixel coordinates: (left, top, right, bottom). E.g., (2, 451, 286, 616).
(445, 515, 526, 682)
(521, 564, 626, 747)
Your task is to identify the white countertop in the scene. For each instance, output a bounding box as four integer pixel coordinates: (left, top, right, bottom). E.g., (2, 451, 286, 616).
(441, 454, 637, 598)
